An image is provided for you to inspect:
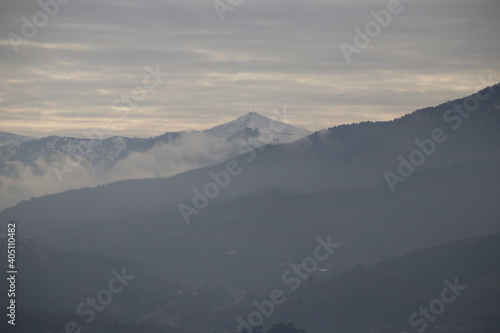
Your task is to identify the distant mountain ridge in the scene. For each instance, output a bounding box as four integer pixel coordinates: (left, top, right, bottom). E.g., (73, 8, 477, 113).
(0, 112, 311, 171)
(0, 112, 311, 210)
(0, 131, 37, 146)
(2, 84, 499, 218)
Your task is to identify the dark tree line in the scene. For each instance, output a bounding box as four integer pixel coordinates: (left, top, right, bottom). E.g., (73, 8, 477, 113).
(241, 322, 307, 333)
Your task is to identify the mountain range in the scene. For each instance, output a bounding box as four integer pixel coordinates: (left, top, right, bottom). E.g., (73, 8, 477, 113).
(1, 84, 499, 332)
(0, 112, 311, 210)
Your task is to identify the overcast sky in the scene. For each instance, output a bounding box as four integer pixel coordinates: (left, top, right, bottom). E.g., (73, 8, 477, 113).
(0, 0, 499, 138)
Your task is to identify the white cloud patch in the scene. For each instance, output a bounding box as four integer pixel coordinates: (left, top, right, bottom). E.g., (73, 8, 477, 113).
(104, 132, 238, 181)
(0, 132, 247, 210)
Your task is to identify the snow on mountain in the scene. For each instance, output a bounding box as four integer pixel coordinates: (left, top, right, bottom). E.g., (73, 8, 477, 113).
(0, 113, 312, 210)
(0, 112, 311, 173)
(0, 131, 37, 147)
(205, 112, 312, 143)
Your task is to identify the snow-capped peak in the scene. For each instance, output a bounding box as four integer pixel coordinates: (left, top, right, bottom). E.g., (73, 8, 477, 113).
(204, 112, 312, 144)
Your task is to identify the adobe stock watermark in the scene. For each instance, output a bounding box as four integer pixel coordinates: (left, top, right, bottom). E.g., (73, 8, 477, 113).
(340, 0, 412, 64)
(177, 107, 296, 225)
(213, 0, 243, 21)
(401, 277, 467, 333)
(52, 65, 169, 182)
(7, 0, 72, 54)
(384, 75, 496, 192)
(55, 267, 135, 333)
(237, 235, 340, 331)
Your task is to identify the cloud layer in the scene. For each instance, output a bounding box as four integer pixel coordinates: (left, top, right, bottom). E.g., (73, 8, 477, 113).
(0, 131, 260, 210)
(0, 0, 499, 138)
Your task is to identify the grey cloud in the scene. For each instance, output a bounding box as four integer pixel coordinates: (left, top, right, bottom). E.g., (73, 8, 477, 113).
(0, 0, 499, 136)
